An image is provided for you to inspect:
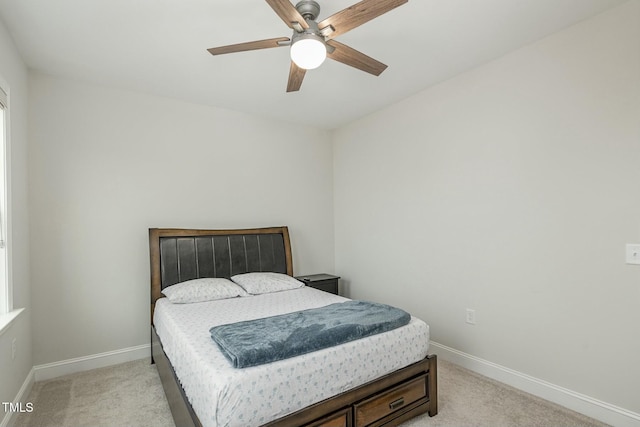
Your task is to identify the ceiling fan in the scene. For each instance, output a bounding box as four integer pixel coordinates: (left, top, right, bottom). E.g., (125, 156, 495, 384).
(207, 0, 408, 92)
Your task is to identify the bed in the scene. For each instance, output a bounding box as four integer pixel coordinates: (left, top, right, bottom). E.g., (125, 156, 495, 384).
(150, 226, 438, 427)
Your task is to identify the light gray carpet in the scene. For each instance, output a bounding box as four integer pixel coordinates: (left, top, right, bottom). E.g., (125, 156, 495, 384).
(14, 358, 608, 427)
(14, 359, 173, 427)
(401, 361, 608, 427)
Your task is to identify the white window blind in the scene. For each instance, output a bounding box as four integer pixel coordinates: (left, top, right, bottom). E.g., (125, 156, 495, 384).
(0, 85, 8, 314)
(0, 85, 6, 249)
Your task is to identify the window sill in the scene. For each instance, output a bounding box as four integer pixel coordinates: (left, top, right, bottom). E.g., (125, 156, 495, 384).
(0, 308, 25, 337)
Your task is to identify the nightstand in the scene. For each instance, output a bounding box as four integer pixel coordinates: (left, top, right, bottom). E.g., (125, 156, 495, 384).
(296, 274, 340, 295)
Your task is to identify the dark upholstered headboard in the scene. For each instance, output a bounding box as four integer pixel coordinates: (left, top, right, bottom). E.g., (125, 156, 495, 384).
(149, 227, 293, 320)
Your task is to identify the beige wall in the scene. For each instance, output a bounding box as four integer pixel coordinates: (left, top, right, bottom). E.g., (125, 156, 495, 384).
(0, 16, 32, 410)
(28, 74, 335, 364)
(333, 0, 640, 414)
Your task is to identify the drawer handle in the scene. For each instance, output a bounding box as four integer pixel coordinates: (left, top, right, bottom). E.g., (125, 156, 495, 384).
(389, 397, 405, 410)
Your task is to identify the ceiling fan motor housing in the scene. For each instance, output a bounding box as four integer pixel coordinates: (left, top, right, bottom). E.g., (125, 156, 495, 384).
(296, 0, 321, 21)
(291, 19, 323, 42)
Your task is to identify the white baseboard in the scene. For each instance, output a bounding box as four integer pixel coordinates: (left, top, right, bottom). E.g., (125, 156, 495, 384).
(0, 367, 34, 427)
(430, 341, 640, 427)
(33, 344, 150, 382)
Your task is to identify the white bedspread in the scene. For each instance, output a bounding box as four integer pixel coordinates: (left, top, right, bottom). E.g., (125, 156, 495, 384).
(153, 286, 429, 427)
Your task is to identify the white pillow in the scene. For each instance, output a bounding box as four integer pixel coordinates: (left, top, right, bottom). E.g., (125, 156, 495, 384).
(230, 272, 303, 295)
(161, 278, 247, 303)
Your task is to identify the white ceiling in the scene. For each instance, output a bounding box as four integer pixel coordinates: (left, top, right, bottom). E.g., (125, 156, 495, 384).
(0, 0, 627, 129)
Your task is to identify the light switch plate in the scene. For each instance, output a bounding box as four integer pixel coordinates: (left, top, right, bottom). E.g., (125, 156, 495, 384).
(626, 244, 640, 265)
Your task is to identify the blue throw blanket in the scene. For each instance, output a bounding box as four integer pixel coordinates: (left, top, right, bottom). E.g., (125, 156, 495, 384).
(210, 300, 411, 368)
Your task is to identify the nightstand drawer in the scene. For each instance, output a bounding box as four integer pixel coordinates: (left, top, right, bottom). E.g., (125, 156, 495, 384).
(296, 274, 340, 295)
(308, 279, 338, 294)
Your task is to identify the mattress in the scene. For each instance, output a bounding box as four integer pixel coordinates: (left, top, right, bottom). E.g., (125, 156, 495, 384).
(153, 286, 430, 427)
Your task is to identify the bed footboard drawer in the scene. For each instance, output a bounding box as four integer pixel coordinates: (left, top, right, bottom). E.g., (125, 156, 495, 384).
(354, 375, 427, 427)
(304, 407, 352, 427)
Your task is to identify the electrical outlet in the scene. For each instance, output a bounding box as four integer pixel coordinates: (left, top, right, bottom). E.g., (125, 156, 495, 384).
(11, 338, 16, 360)
(626, 244, 640, 265)
(466, 309, 476, 325)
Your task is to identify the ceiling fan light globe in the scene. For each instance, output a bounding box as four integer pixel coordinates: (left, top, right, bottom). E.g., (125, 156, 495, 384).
(290, 38, 327, 70)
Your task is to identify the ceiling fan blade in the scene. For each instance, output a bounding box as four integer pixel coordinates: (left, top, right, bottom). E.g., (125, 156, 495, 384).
(286, 61, 306, 92)
(326, 40, 387, 76)
(208, 37, 290, 56)
(265, 0, 309, 30)
(318, 0, 407, 40)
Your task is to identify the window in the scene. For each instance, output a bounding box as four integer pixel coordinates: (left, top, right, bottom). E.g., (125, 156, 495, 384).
(0, 85, 8, 315)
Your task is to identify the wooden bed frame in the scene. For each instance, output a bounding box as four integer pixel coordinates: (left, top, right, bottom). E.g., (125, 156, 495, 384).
(149, 226, 438, 427)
